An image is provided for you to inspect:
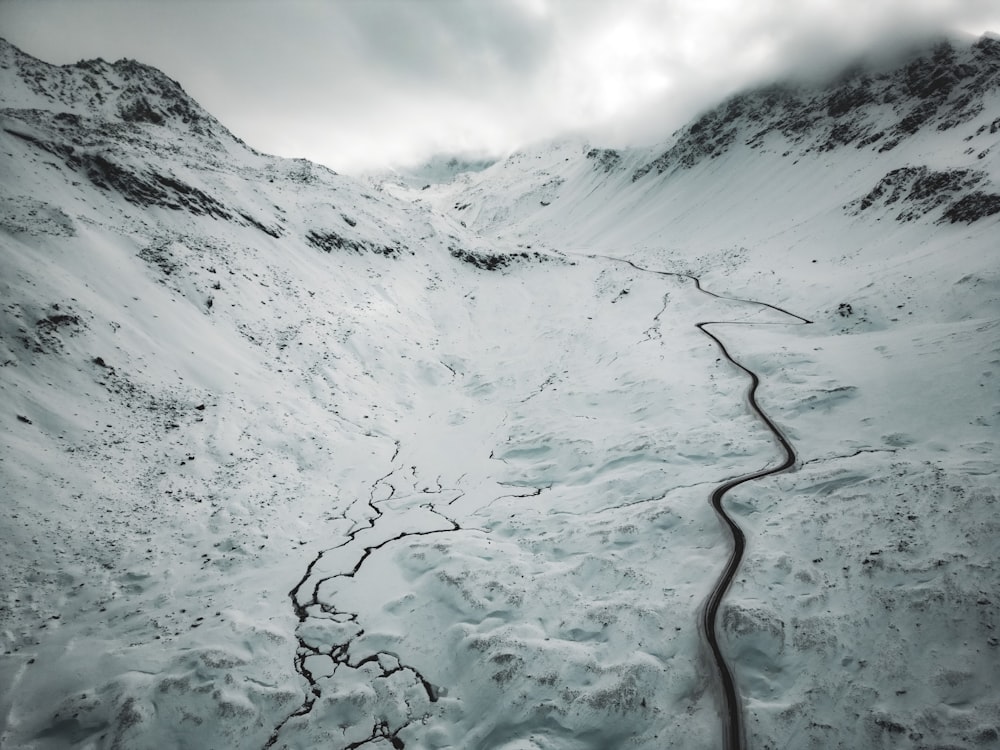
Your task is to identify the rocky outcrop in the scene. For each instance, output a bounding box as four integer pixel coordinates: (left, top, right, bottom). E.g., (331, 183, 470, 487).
(846, 166, 1000, 223)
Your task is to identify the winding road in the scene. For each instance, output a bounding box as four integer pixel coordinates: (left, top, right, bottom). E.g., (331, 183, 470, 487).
(592, 254, 811, 750)
(696, 322, 801, 750)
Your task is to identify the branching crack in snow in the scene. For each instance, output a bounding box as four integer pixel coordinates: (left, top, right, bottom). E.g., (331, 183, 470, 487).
(546, 478, 719, 518)
(587, 253, 812, 750)
(488, 448, 509, 464)
(265, 460, 462, 750)
(520, 372, 560, 403)
(640, 292, 672, 343)
(473, 483, 550, 515)
(799, 447, 899, 467)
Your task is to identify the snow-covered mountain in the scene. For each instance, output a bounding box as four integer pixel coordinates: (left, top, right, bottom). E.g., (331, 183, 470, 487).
(1, 33, 998, 750)
(435, 33, 1000, 239)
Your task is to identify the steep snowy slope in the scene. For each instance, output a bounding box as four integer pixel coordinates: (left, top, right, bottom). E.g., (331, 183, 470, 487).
(2, 32, 998, 750)
(0, 36, 468, 750)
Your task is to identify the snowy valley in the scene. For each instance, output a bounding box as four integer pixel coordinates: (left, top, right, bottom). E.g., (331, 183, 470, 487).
(1, 33, 998, 750)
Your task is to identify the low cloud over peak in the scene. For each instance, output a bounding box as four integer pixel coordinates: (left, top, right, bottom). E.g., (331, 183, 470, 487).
(1, 0, 997, 172)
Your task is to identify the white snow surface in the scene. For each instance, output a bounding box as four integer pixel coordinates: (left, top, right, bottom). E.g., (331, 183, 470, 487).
(1, 34, 999, 750)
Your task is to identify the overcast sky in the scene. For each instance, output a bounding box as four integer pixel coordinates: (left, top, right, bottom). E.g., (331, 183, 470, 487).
(2, 0, 998, 173)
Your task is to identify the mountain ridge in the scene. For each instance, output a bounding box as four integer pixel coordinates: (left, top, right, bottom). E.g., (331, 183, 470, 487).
(0, 36, 236, 141)
(632, 34, 1000, 181)
(0, 36, 429, 258)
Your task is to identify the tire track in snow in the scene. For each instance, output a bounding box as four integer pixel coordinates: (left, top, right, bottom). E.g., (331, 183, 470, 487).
(587, 254, 810, 750)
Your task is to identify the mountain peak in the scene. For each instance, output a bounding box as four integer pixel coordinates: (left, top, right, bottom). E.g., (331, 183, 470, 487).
(0, 37, 233, 140)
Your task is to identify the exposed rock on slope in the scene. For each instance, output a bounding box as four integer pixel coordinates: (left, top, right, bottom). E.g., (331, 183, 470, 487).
(846, 166, 1000, 222)
(634, 36, 1000, 181)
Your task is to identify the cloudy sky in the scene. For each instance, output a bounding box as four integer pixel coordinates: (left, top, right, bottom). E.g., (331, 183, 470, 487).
(2, 0, 998, 173)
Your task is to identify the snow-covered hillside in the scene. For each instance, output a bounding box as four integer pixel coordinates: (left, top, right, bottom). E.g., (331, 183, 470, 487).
(1, 33, 998, 750)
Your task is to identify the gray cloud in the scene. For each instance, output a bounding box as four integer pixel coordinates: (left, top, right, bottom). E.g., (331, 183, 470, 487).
(341, 1, 554, 87)
(1, 0, 997, 172)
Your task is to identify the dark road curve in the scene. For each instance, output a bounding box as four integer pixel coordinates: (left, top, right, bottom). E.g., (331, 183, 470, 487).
(586, 253, 810, 750)
(695, 321, 800, 750)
